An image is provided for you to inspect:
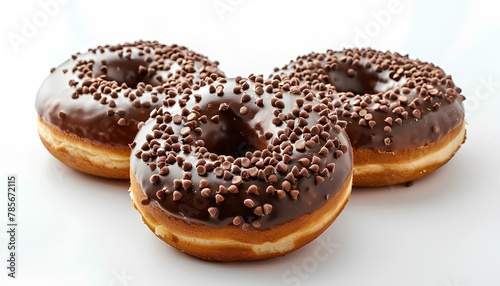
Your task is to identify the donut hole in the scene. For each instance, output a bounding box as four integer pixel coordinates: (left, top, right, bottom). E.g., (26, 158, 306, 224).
(328, 63, 400, 95)
(95, 58, 161, 88)
(199, 108, 267, 158)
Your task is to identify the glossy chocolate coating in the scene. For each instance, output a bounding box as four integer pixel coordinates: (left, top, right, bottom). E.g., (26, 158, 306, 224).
(274, 48, 465, 152)
(131, 77, 353, 229)
(36, 41, 223, 148)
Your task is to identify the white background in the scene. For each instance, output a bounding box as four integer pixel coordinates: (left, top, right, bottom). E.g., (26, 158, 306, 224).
(1, 0, 500, 285)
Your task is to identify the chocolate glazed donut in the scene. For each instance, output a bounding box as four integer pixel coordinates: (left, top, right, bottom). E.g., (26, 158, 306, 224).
(129, 75, 353, 261)
(272, 48, 466, 186)
(36, 41, 223, 179)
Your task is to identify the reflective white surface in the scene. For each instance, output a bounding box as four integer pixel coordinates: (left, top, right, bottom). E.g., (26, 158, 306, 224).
(1, 0, 499, 285)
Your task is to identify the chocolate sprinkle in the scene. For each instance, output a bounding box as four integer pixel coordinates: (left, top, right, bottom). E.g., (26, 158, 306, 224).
(130, 75, 352, 230)
(36, 40, 224, 148)
(272, 48, 465, 152)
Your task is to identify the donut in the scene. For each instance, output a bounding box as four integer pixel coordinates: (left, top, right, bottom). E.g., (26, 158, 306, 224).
(129, 75, 353, 261)
(272, 48, 466, 186)
(36, 41, 224, 179)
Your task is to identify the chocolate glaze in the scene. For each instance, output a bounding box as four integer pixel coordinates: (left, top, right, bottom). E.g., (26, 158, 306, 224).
(36, 41, 223, 148)
(273, 48, 465, 152)
(131, 77, 353, 229)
